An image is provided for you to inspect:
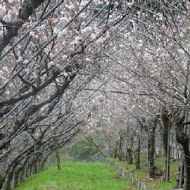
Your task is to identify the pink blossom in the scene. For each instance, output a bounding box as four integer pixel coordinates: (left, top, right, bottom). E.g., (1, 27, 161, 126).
(23, 60, 29, 65)
(79, 13, 86, 19)
(3, 14, 11, 22)
(80, 0, 88, 7)
(2, 67, 9, 73)
(90, 33, 96, 40)
(63, 71, 68, 77)
(0, 5, 6, 19)
(0, 72, 5, 81)
(62, 55, 67, 60)
(86, 58, 91, 62)
(109, 26, 115, 33)
(126, 0, 134, 7)
(31, 72, 38, 80)
(48, 61, 56, 69)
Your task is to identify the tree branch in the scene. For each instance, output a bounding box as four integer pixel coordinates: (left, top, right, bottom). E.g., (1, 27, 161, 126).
(0, 0, 45, 54)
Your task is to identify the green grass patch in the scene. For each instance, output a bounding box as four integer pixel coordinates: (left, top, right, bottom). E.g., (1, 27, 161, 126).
(155, 179, 176, 190)
(16, 162, 131, 190)
(110, 156, 179, 190)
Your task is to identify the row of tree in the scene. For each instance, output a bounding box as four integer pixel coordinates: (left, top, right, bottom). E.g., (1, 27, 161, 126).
(0, 0, 190, 190)
(82, 1, 190, 190)
(0, 0, 126, 189)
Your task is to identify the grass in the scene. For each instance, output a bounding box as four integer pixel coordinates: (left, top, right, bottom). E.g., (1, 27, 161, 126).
(154, 157, 179, 190)
(110, 156, 179, 190)
(16, 162, 131, 190)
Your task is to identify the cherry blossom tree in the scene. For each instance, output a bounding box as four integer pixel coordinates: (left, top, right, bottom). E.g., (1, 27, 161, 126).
(0, 0, 129, 189)
(1, 1, 190, 190)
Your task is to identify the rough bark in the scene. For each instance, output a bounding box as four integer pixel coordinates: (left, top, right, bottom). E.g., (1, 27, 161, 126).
(13, 166, 21, 189)
(0, 175, 3, 189)
(134, 140, 141, 169)
(175, 116, 190, 190)
(175, 162, 184, 189)
(113, 142, 118, 159)
(3, 163, 16, 190)
(31, 153, 42, 174)
(147, 119, 157, 178)
(126, 137, 133, 164)
(55, 148, 61, 171)
(181, 138, 190, 190)
(161, 109, 171, 182)
(40, 152, 51, 170)
(2, 149, 31, 189)
(126, 148, 133, 164)
(118, 135, 124, 161)
(18, 161, 27, 184)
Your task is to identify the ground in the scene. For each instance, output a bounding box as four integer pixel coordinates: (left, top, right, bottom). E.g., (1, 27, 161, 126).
(16, 162, 131, 190)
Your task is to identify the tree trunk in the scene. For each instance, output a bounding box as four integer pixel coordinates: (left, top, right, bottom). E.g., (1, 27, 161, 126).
(40, 155, 48, 169)
(55, 148, 61, 171)
(34, 161, 38, 174)
(32, 154, 41, 174)
(114, 142, 118, 159)
(18, 158, 28, 183)
(54, 136, 61, 171)
(161, 110, 171, 182)
(147, 121, 156, 178)
(175, 162, 184, 189)
(0, 175, 4, 189)
(182, 140, 190, 190)
(3, 165, 15, 190)
(126, 137, 133, 164)
(175, 117, 190, 190)
(134, 139, 141, 169)
(19, 167, 25, 184)
(13, 166, 20, 189)
(126, 148, 133, 164)
(118, 136, 123, 161)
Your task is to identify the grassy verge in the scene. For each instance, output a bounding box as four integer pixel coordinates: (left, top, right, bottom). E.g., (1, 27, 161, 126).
(110, 156, 179, 190)
(16, 162, 131, 190)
